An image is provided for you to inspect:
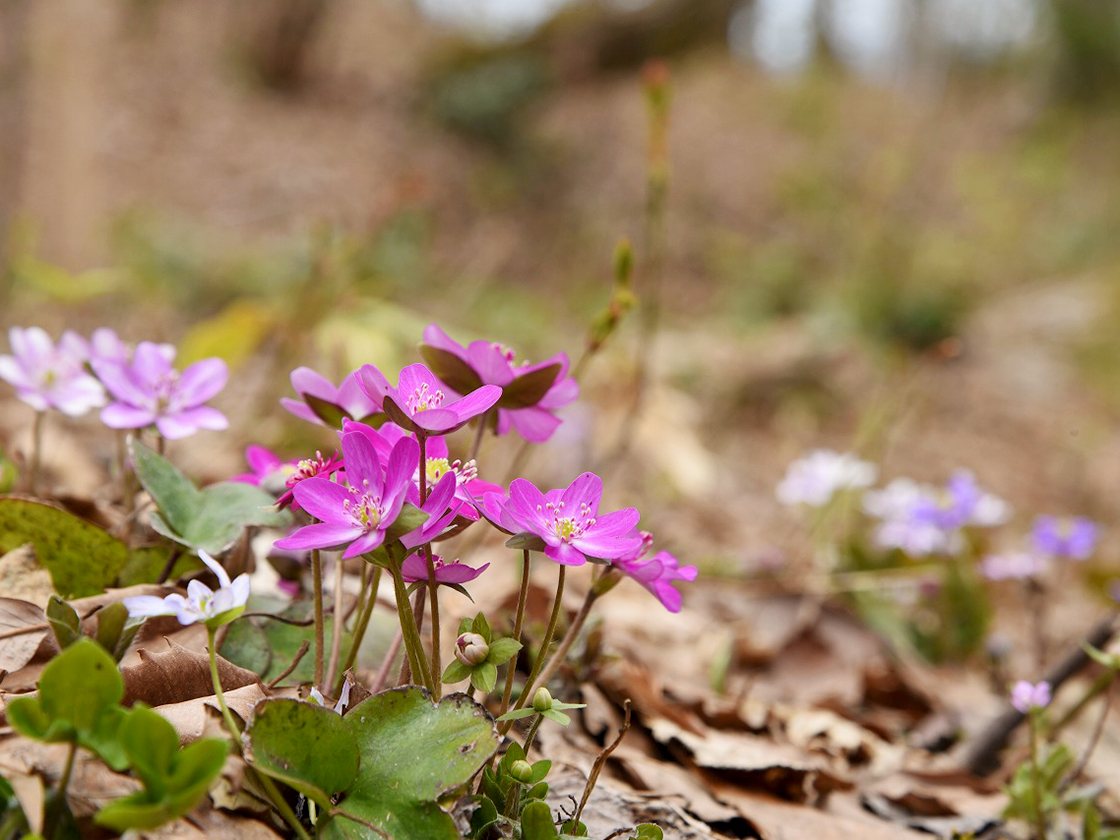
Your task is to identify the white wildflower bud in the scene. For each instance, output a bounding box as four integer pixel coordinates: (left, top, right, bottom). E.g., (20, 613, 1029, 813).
(455, 632, 489, 666)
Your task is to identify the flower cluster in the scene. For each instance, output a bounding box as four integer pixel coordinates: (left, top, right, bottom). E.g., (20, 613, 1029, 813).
(0, 326, 229, 439)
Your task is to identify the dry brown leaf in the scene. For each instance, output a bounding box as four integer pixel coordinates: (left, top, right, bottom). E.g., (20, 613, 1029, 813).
(154, 683, 270, 743)
(121, 639, 261, 707)
(0, 545, 53, 607)
(0, 597, 51, 673)
(648, 716, 852, 804)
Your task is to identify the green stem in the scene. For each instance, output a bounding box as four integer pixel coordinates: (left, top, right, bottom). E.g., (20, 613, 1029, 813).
(207, 626, 310, 840)
(28, 411, 44, 496)
(533, 587, 599, 693)
(44, 740, 77, 839)
(501, 564, 565, 735)
(499, 551, 532, 719)
(1028, 713, 1048, 840)
(336, 566, 381, 697)
(424, 548, 442, 701)
(311, 548, 325, 689)
(387, 549, 433, 693)
(326, 554, 346, 695)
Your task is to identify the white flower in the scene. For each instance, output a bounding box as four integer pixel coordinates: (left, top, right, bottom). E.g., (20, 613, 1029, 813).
(776, 449, 877, 507)
(124, 551, 250, 628)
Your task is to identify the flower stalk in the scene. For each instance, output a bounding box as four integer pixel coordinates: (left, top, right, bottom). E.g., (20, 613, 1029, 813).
(498, 550, 532, 720)
(500, 564, 565, 735)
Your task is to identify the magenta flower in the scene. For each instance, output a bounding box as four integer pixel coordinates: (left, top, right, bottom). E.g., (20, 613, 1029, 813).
(613, 531, 697, 613)
(1010, 680, 1051, 713)
(281, 366, 383, 427)
(274, 432, 417, 559)
(401, 553, 489, 585)
(498, 472, 642, 565)
(1031, 515, 1098, 561)
(0, 327, 105, 416)
(231, 445, 342, 511)
(344, 420, 500, 522)
(92, 342, 228, 439)
(357, 363, 501, 436)
(421, 324, 579, 443)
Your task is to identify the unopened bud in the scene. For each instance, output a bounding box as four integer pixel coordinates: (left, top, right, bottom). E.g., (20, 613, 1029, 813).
(509, 759, 534, 784)
(455, 632, 489, 667)
(612, 238, 634, 287)
(532, 686, 553, 713)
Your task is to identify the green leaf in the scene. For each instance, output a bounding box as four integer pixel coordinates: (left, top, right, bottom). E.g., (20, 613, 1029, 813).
(485, 637, 521, 665)
(220, 605, 351, 686)
(499, 363, 561, 410)
(419, 345, 484, 396)
(1084, 644, 1120, 672)
(442, 659, 472, 684)
(130, 440, 290, 555)
(497, 707, 537, 722)
(245, 698, 359, 807)
(46, 595, 81, 649)
(471, 661, 498, 694)
(505, 532, 547, 552)
(94, 602, 145, 662)
(525, 781, 549, 801)
(95, 708, 228, 832)
(7, 639, 129, 770)
(542, 709, 572, 726)
(469, 795, 501, 838)
(0, 497, 130, 598)
(520, 800, 559, 840)
(303, 394, 352, 428)
(527, 760, 551, 784)
(632, 825, 664, 839)
(472, 611, 492, 644)
(385, 502, 429, 543)
(299, 688, 498, 840)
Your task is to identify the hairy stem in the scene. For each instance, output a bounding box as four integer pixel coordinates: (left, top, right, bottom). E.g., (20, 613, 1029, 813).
(1028, 713, 1047, 840)
(208, 626, 310, 840)
(311, 548, 325, 689)
(44, 740, 77, 839)
(388, 549, 433, 693)
(499, 551, 532, 719)
(326, 554, 345, 695)
(501, 564, 565, 735)
(533, 587, 598, 694)
(337, 566, 382, 696)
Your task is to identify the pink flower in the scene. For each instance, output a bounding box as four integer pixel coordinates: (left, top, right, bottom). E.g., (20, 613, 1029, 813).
(421, 324, 579, 443)
(1010, 680, 1051, 713)
(401, 553, 489, 585)
(281, 366, 383, 427)
(496, 472, 642, 565)
(613, 531, 697, 613)
(92, 342, 228, 439)
(232, 445, 342, 511)
(274, 432, 417, 559)
(0, 327, 105, 416)
(231, 445, 288, 488)
(357, 363, 501, 437)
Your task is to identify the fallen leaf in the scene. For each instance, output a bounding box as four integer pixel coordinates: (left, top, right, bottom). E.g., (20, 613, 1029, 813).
(154, 683, 271, 743)
(121, 639, 262, 707)
(0, 597, 51, 673)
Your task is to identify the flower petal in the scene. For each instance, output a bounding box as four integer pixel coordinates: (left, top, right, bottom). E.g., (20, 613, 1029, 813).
(175, 358, 229, 406)
(292, 478, 355, 523)
(276, 521, 364, 552)
(560, 472, 602, 514)
(101, 402, 157, 430)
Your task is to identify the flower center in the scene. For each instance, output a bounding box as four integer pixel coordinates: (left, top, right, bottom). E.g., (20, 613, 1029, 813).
(425, 456, 478, 486)
(542, 500, 596, 543)
(405, 382, 444, 413)
(153, 371, 180, 410)
(426, 457, 451, 484)
(343, 481, 384, 532)
(492, 342, 517, 365)
(287, 451, 331, 488)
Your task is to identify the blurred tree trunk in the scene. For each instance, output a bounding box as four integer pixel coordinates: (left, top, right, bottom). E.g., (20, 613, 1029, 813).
(237, 0, 332, 92)
(1049, 0, 1120, 103)
(0, 0, 32, 279)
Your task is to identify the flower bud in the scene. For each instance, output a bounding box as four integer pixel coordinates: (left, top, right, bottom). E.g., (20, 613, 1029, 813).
(531, 686, 553, 713)
(509, 759, 534, 784)
(455, 632, 489, 667)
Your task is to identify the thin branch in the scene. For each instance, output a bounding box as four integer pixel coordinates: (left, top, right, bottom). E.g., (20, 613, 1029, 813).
(574, 700, 631, 826)
(267, 640, 311, 689)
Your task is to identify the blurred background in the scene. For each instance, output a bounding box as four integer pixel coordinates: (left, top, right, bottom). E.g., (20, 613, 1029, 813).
(2, 0, 1120, 578)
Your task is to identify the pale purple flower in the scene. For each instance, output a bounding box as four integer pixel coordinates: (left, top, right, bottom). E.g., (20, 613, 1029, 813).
(497, 472, 643, 565)
(612, 531, 697, 613)
(0, 327, 105, 416)
(776, 449, 877, 507)
(421, 324, 579, 443)
(274, 432, 417, 559)
(123, 550, 249, 628)
(281, 366, 382, 427)
(357, 363, 501, 437)
(865, 472, 1009, 557)
(93, 342, 228, 439)
(1031, 516, 1098, 561)
(979, 551, 1049, 582)
(1010, 680, 1051, 713)
(401, 553, 489, 585)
